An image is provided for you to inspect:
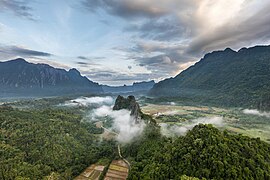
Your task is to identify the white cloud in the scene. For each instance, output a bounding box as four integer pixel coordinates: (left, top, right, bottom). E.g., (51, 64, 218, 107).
(63, 96, 114, 107)
(161, 116, 224, 137)
(243, 109, 270, 118)
(93, 105, 146, 143)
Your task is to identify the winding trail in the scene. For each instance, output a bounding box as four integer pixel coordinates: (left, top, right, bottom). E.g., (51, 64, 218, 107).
(118, 144, 131, 170)
(101, 125, 119, 135)
(100, 124, 131, 169)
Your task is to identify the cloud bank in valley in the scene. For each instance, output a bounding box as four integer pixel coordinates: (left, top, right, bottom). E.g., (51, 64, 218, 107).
(161, 116, 224, 137)
(63, 96, 114, 107)
(93, 105, 146, 143)
(243, 109, 270, 118)
(65, 96, 146, 143)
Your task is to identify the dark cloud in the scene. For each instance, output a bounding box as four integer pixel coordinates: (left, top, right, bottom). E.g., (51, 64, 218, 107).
(0, 0, 34, 20)
(82, 0, 168, 19)
(10, 46, 52, 56)
(77, 56, 105, 61)
(75, 56, 104, 68)
(76, 61, 89, 65)
(125, 16, 188, 41)
(77, 56, 89, 60)
(136, 54, 192, 77)
(0, 45, 52, 60)
(130, 41, 194, 76)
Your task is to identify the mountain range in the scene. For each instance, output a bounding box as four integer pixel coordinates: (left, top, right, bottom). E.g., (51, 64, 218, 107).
(102, 80, 155, 94)
(0, 58, 103, 97)
(149, 45, 270, 109)
(0, 58, 155, 97)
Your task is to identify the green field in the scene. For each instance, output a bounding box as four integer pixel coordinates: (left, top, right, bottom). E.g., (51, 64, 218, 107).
(141, 103, 270, 142)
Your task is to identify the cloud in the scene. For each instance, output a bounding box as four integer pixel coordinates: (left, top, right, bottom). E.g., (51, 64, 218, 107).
(82, 0, 171, 19)
(93, 105, 146, 143)
(125, 16, 188, 41)
(0, 0, 34, 20)
(160, 116, 224, 137)
(9, 46, 51, 56)
(63, 96, 114, 107)
(243, 109, 270, 118)
(61, 95, 146, 143)
(131, 41, 196, 77)
(76, 61, 89, 65)
(81, 0, 270, 83)
(0, 45, 53, 60)
(77, 56, 89, 60)
(82, 68, 154, 85)
(188, 2, 270, 55)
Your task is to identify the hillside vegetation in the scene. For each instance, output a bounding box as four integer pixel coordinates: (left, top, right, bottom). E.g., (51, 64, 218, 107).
(124, 124, 270, 180)
(150, 46, 270, 110)
(0, 106, 115, 179)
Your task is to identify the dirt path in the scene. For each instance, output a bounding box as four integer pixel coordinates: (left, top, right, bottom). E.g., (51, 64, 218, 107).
(118, 144, 131, 170)
(101, 125, 119, 135)
(99, 124, 131, 169)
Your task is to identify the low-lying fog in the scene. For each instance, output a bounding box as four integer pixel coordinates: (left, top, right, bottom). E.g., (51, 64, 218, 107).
(160, 116, 224, 137)
(63, 96, 145, 143)
(243, 109, 270, 118)
(63, 96, 113, 106)
(61, 96, 229, 142)
(93, 105, 146, 143)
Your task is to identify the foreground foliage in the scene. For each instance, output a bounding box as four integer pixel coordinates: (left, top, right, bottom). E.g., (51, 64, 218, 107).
(124, 124, 270, 180)
(0, 106, 115, 179)
(1, 101, 270, 180)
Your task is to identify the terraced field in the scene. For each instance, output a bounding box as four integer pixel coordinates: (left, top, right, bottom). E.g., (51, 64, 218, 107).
(104, 160, 129, 180)
(75, 164, 105, 180)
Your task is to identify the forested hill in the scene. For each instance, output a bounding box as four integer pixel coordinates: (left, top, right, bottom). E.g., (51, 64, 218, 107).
(149, 45, 270, 109)
(0, 58, 103, 97)
(125, 124, 270, 179)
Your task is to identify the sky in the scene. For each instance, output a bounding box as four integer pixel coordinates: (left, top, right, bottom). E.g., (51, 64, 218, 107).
(0, 0, 270, 86)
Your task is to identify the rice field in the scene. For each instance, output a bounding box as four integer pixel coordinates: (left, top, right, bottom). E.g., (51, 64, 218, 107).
(104, 160, 129, 180)
(75, 164, 105, 180)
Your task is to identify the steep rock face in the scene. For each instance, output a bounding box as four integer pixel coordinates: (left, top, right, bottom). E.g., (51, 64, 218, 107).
(113, 95, 142, 123)
(0, 58, 103, 96)
(149, 45, 270, 109)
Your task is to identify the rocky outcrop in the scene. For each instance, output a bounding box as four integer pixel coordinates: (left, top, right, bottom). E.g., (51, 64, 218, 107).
(113, 95, 142, 123)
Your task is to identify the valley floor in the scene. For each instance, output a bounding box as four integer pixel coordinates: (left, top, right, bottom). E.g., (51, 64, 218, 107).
(141, 103, 270, 142)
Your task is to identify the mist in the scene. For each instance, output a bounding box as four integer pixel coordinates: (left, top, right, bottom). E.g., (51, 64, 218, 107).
(93, 105, 146, 143)
(160, 116, 224, 137)
(62, 96, 146, 143)
(243, 109, 270, 118)
(63, 96, 114, 107)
